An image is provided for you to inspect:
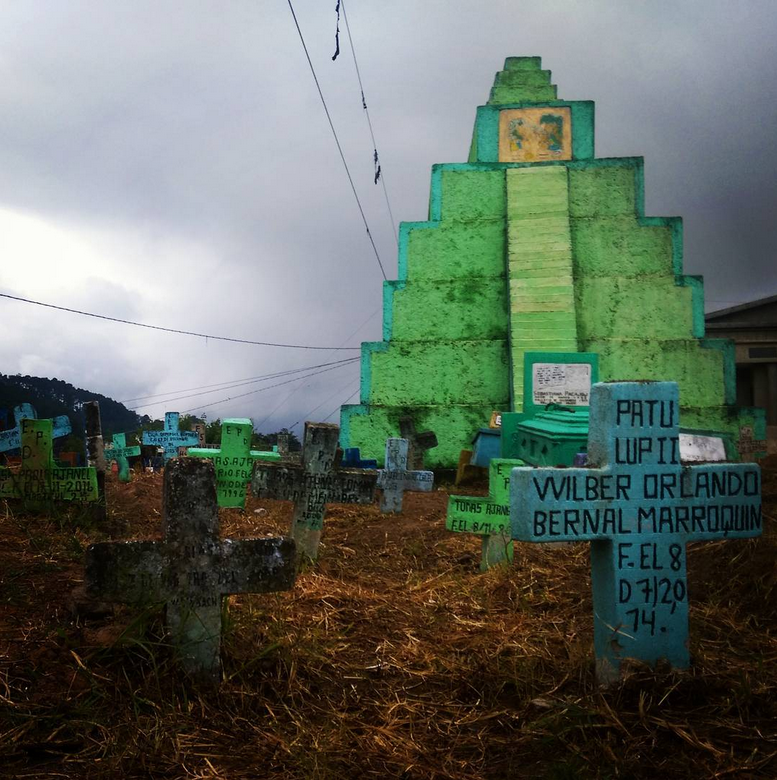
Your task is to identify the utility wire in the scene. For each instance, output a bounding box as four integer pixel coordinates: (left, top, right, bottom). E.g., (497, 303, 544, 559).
(322, 385, 359, 422)
(254, 307, 378, 431)
(288, 372, 359, 431)
(131, 358, 358, 411)
(181, 359, 356, 414)
(286, 0, 387, 281)
(121, 357, 359, 403)
(0, 292, 360, 351)
(340, 0, 397, 243)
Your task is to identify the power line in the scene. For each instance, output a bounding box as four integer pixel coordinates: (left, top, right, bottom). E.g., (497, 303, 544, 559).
(288, 373, 359, 431)
(181, 359, 357, 415)
(254, 307, 378, 431)
(0, 292, 361, 351)
(121, 356, 359, 403)
(286, 0, 388, 281)
(322, 385, 359, 422)
(132, 358, 358, 411)
(340, 0, 398, 243)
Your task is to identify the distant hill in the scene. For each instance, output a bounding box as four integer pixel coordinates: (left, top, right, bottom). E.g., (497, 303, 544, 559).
(0, 373, 147, 439)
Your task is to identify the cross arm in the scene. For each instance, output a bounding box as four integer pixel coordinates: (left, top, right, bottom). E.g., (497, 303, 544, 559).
(329, 468, 378, 505)
(85, 541, 167, 604)
(217, 537, 296, 595)
(251, 462, 302, 501)
(377, 469, 434, 492)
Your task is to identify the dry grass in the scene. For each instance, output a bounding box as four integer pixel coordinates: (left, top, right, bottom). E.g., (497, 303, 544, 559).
(0, 461, 776, 778)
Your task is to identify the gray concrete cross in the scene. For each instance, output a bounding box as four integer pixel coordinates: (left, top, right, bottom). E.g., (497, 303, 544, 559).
(252, 422, 377, 562)
(377, 438, 434, 513)
(85, 458, 296, 681)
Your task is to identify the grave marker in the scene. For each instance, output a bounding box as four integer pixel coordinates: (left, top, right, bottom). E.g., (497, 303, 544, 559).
(399, 417, 438, 471)
(252, 422, 377, 561)
(376, 438, 433, 513)
(142, 412, 200, 462)
(85, 458, 296, 681)
(447, 458, 524, 571)
(188, 418, 280, 508)
(105, 433, 141, 483)
(0, 419, 98, 503)
(0, 404, 72, 454)
(510, 381, 762, 684)
(341, 447, 378, 469)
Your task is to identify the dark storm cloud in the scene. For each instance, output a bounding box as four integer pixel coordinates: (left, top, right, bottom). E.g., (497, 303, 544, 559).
(0, 0, 775, 432)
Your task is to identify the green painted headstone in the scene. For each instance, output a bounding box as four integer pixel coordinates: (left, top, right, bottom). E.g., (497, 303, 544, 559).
(105, 432, 141, 483)
(446, 457, 525, 571)
(511, 381, 762, 684)
(188, 418, 279, 508)
(0, 418, 98, 503)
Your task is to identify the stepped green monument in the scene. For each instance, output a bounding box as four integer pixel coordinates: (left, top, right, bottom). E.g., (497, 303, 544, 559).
(340, 57, 766, 468)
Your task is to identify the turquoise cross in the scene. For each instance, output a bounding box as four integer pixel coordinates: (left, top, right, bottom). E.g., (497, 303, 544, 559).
(105, 432, 141, 483)
(510, 381, 762, 684)
(142, 412, 200, 462)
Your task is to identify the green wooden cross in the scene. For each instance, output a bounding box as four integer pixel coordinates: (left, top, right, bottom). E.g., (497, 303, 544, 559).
(446, 457, 525, 571)
(0, 419, 98, 503)
(105, 432, 141, 483)
(188, 418, 279, 508)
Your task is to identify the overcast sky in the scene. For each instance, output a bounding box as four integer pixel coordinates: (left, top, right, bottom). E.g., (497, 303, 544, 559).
(0, 1, 775, 434)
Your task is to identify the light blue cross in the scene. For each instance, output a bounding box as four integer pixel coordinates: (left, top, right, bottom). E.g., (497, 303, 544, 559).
(0, 404, 72, 454)
(105, 432, 141, 482)
(142, 412, 199, 462)
(510, 381, 762, 684)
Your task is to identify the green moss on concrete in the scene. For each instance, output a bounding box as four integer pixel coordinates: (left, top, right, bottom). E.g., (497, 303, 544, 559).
(568, 165, 636, 217)
(390, 279, 508, 342)
(368, 340, 509, 406)
(438, 168, 506, 220)
(343, 404, 497, 468)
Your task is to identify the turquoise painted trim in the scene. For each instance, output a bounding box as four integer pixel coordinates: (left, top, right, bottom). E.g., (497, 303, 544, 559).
(382, 281, 406, 341)
(429, 165, 444, 221)
(677, 275, 706, 338)
(398, 221, 436, 280)
(359, 341, 389, 405)
(339, 403, 369, 449)
(473, 101, 595, 163)
(700, 338, 738, 405)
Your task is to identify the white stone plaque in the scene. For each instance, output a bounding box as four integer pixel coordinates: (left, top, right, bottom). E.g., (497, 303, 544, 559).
(679, 433, 726, 462)
(532, 363, 592, 407)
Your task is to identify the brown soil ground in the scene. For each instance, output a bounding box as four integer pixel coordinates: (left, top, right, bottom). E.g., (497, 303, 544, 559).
(1, 459, 776, 779)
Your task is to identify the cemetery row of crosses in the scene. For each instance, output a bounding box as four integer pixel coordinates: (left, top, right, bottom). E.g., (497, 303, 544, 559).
(1, 58, 766, 690)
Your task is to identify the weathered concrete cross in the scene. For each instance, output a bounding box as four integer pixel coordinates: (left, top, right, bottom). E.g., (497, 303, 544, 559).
(252, 422, 377, 561)
(189, 418, 279, 508)
(105, 433, 141, 483)
(446, 458, 524, 571)
(0, 403, 72, 454)
(85, 458, 296, 681)
(377, 438, 433, 513)
(399, 416, 438, 471)
(511, 381, 762, 684)
(0, 419, 98, 503)
(142, 412, 200, 462)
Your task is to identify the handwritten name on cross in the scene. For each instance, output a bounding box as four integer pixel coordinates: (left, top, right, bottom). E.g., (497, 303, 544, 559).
(510, 382, 762, 684)
(0, 404, 72, 454)
(189, 418, 279, 508)
(399, 417, 438, 471)
(0, 419, 98, 503)
(377, 438, 433, 513)
(85, 458, 296, 681)
(252, 422, 377, 562)
(446, 458, 524, 571)
(105, 433, 141, 483)
(142, 412, 200, 462)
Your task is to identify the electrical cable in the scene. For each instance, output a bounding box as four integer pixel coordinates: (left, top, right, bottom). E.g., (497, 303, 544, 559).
(0, 292, 360, 350)
(286, 0, 388, 281)
(322, 385, 359, 422)
(180, 359, 357, 414)
(120, 356, 359, 403)
(287, 372, 359, 431)
(131, 357, 358, 411)
(340, 0, 397, 243)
